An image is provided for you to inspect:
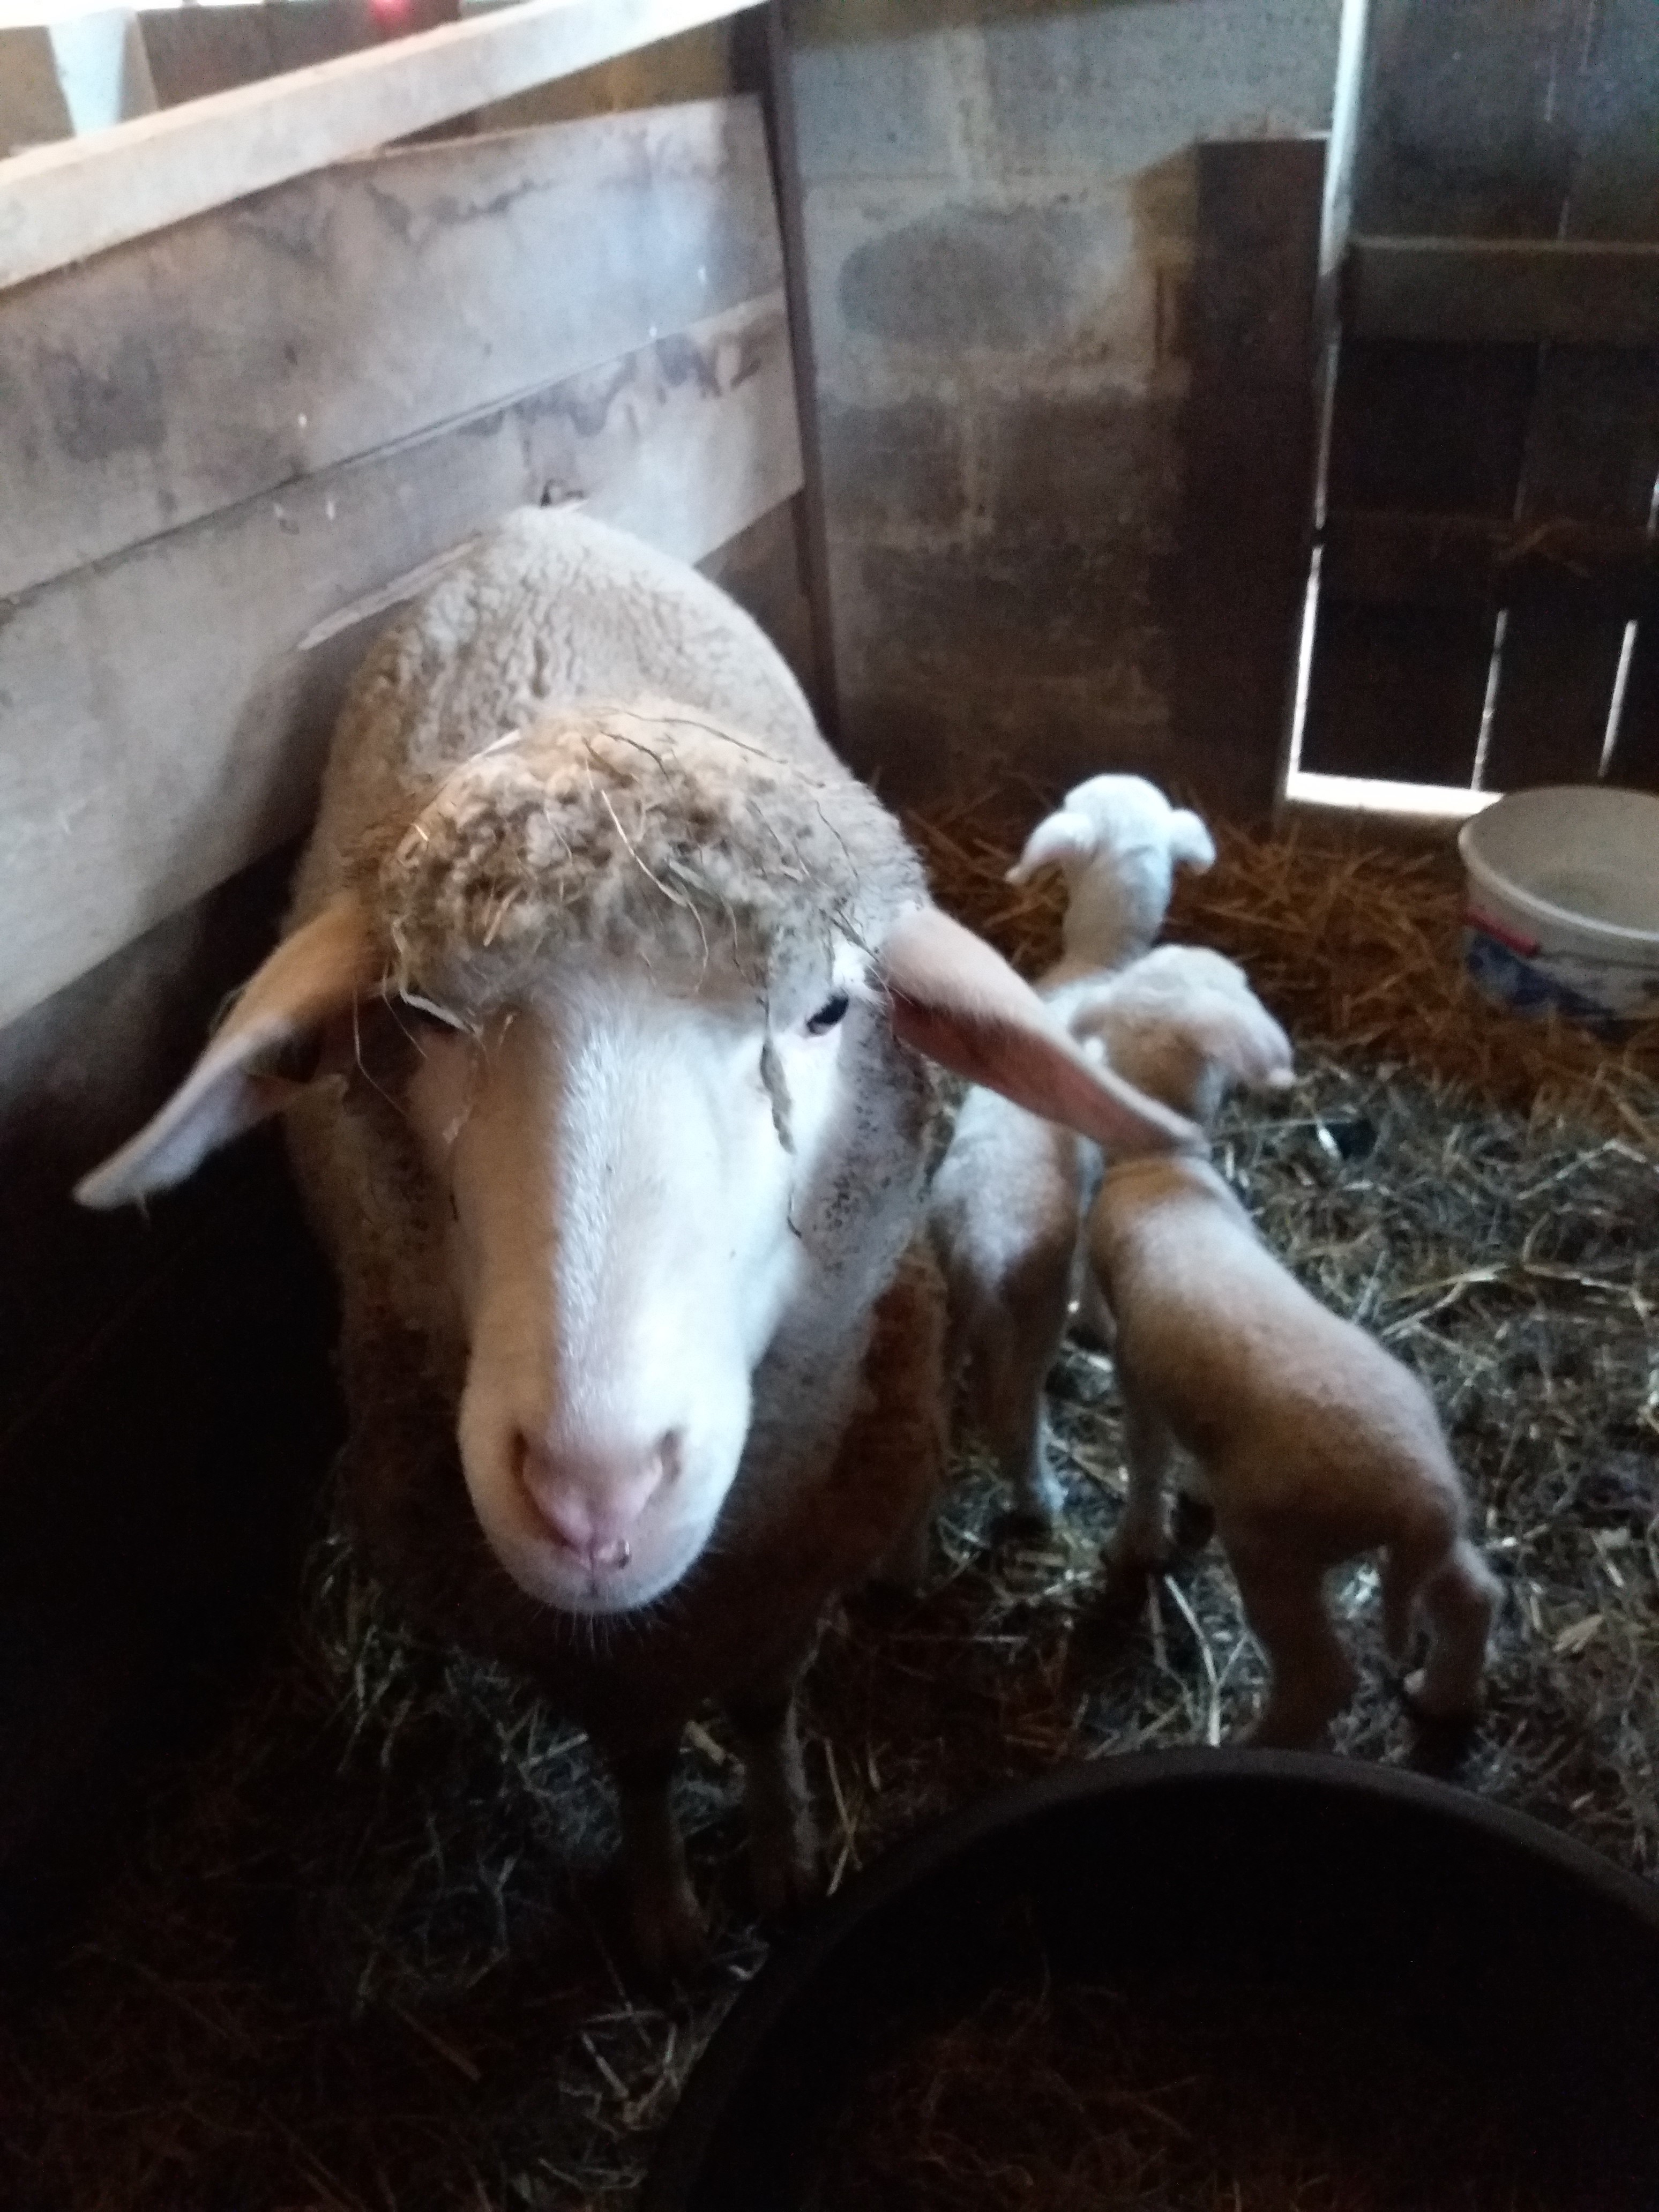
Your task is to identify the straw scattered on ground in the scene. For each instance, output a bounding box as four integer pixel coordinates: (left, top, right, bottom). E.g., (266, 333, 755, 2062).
(816, 1974, 1557, 2212)
(3, 801, 1657, 2211)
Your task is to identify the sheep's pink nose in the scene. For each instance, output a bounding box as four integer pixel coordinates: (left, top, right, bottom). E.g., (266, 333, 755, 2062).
(517, 1432, 679, 1571)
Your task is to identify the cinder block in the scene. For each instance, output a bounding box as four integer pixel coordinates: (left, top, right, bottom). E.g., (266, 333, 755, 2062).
(819, 399, 966, 532)
(789, 6, 958, 185)
(0, 12, 154, 156)
(982, 394, 1181, 550)
(981, 0, 1341, 178)
(838, 200, 1090, 350)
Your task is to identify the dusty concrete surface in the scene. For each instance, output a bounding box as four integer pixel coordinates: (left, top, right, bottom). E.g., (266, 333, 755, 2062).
(787, 0, 1342, 812)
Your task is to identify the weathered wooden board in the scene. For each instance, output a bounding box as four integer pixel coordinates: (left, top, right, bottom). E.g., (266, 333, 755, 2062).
(0, 290, 802, 1029)
(1172, 136, 1326, 820)
(0, 97, 781, 601)
(1346, 236, 1659, 347)
(0, 0, 761, 293)
(1609, 624, 1659, 789)
(1302, 0, 1594, 787)
(1481, 0, 1659, 792)
(1321, 510, 1659, 617)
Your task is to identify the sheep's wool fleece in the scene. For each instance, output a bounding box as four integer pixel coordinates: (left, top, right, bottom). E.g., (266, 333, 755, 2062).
(361, 701, 922, 1011)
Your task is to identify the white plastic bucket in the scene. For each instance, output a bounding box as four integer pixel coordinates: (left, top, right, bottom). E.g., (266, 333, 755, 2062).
(1458, 785, 1659, 1028)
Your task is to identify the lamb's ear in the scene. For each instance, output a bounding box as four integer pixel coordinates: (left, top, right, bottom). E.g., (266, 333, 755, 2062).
(1169, 808, 1216, 873)
(1184, 988, 1295, 1093)
(74, 895, 380, 1209)
(877, 905, 1200, 1152)
(1005, 808, 1097, 887)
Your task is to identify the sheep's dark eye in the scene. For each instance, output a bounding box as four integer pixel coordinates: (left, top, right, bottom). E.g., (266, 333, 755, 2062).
(805, 992, 850, 1036)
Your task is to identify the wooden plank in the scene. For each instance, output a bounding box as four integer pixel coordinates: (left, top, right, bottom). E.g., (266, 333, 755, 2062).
(1607, 621, 1659, 790)
(1482, 0, 1659, 791)
(1300, 0, 1593, 787)
(0, 0, 760, 294)
(0, 97, 781, 600)
(0, 290, 802, 1029)
(1346, 237, 1659, 346)
(1322, 510, 1659, 617)
(1171, 136, 1326, 821)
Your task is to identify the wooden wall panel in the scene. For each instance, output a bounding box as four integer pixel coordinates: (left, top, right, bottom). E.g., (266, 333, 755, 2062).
(1480, 0, 1659, 791)
(0, 98, 781, 600)
(0, 288, 799, 1030)
(1304, 0, 1659, 795)
(0, 0, 760, 291)
(1301, 0, 1585, 785)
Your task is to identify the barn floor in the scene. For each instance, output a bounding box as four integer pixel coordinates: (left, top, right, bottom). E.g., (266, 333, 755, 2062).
(4, 817, 1658, 2211)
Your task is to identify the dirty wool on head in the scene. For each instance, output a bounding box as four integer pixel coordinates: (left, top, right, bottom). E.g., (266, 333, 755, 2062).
(356, 700, 925, 1013)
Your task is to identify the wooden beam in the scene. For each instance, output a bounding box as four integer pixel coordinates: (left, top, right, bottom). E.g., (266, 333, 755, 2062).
(1321, 508, 1659, 617)
(1346, 235, 1659, 346)
(0, 291, 802, 1028)
(1171, 136, 1326, 821)
(0, 0, 760, 293)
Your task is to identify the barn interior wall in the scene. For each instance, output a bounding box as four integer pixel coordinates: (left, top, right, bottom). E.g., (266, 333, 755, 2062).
(783, 0, 1343, 810)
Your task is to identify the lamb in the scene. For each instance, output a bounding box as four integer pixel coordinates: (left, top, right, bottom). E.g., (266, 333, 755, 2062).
(1006, 773, 1216, 988)
(1077, 947, 1500, 1747)
(76, 507, 1196, 1972)
(928, 778, 1215, 1523)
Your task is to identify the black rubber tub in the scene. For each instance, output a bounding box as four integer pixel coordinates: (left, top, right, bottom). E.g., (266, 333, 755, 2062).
(644, 1751, 1659, 2211)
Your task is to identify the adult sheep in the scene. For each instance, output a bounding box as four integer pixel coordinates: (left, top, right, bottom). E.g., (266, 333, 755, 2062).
(78, 509, 1196, 1970)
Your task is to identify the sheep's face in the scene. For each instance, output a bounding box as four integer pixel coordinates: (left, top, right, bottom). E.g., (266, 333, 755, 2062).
(402, 949, 872, 1615)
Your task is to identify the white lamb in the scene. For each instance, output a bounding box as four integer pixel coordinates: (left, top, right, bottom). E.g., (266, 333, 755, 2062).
(928, 778, 1215, 1523)
(1078, 948, 1500, 1747)
(1007, 773, 1216, 988)
(76, 509, 1196, 1972)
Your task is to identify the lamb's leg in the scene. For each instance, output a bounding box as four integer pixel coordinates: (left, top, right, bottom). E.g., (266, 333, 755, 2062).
(978, 1312, 1067, 1527)
(604, 1729, 704, 1977)
(1408, 1538, 1499, 1721)
(1228, 1542, 1357, 1747)
(1074, 1265, 1117, 1353)
(726, 1677, 819, 1920)
(1105, 1389, 1177, 1580)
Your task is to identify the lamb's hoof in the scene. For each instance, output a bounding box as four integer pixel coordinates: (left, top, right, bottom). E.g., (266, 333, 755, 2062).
(1100, 1535, 1169, 1595)
(1401, 1668, 1480, 1728)
(750, 1820, 822, 1925)
(1172, 1492, 1216, 1552)
(992, 1501, 1058, 1544)
(1245, 1709, 1332, 1751)
(629, 1873, 707, 1984)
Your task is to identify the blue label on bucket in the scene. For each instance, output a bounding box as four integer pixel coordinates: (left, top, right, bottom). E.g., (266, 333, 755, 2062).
(1462, 926, 1622, 1030)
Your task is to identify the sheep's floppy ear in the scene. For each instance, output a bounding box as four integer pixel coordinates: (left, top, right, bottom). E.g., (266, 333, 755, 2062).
(877, 905, 1200, 1152)
(75, 895, 380, 1209)
(1169, 809, 1216, 873)
(1005, 809, 1097, 887)
(1183, 988, 1295, 1093)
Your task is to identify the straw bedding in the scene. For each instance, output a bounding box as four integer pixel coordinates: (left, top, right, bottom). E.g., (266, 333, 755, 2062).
(4, 800, 1656, 2210)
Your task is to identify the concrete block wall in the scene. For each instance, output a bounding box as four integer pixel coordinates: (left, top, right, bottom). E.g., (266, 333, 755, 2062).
(786, 0, 1342, 808)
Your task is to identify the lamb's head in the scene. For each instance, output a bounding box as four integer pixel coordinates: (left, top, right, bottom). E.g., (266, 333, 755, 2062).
(1068, 944, 1294, 1128)
(77, 705, 1199, 1618)
(1007, 774, 1215, 972)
